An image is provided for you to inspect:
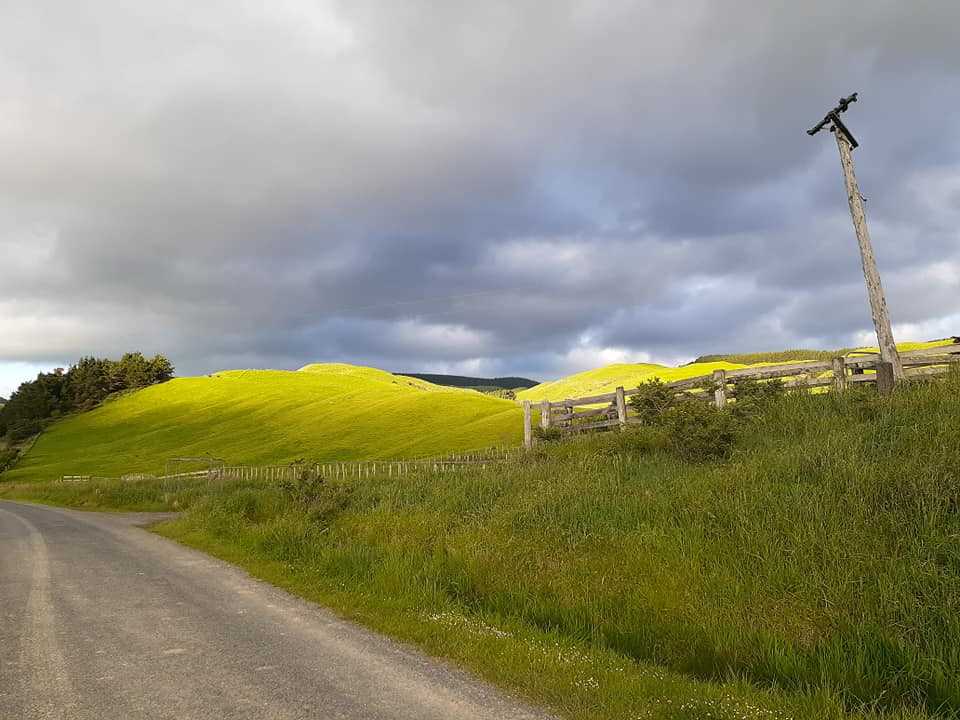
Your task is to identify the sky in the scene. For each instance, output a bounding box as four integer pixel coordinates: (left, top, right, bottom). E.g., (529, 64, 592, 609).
(2, 1, 959, 396)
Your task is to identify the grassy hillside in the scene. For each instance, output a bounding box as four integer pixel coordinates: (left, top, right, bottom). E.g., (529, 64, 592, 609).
(3, 363, 520, 483)
(10, 369, 960, 719)
(695, 338, 957, 365)
(517, 361, 748, 402)
(521, 338, 958, 402)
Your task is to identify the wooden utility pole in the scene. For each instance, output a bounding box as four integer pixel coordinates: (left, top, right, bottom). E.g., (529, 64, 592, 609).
(808, 93, 903, 380)
(875, 361, 896, 396)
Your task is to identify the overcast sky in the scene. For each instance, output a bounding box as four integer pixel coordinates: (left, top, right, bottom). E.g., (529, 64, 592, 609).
(2, 1, 959, 395)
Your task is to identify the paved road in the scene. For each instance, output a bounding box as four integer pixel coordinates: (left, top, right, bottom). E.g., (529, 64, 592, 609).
(0, 501, 551, 720)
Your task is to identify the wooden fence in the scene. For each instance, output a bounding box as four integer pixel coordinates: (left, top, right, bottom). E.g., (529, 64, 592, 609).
(212, 458, 495, 482)
(522, 343, 960, 447)
(60, 446, 521, 484)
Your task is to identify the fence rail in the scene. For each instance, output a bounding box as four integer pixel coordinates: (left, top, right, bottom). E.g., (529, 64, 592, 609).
(522, 344, 960, 447)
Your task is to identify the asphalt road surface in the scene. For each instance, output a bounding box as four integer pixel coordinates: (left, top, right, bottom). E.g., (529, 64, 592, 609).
(0, 501, 552, 720)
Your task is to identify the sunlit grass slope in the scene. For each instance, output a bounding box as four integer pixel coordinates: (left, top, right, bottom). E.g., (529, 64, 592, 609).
(4, 363, 521, 483)
(697, 338, 954, 365)
(517, 361, 748, 402)
(519, 338, 957, 402)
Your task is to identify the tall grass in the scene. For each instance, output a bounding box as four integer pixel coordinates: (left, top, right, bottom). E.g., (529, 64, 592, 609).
(8, 371, 960, 718)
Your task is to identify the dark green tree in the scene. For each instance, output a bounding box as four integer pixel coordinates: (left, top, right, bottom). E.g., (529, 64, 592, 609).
(148, 354, 175, 384)
(0, 351, 176, 444)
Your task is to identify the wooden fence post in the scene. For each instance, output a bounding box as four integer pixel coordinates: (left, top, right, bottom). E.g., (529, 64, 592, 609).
(832, 356, 847, 392)
(876, 361, 895, 396)
(523, 400, 532, 449)
(540, 401, 551, 430)
(713, 369, 727, 409)
(615, 387, 627, 428)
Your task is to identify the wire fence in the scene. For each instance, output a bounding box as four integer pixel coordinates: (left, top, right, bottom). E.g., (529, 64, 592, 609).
(60, 445, 524, 485)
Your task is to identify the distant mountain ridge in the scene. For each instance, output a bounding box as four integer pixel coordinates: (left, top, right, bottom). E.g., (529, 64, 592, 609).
(396, 373, 538, 389)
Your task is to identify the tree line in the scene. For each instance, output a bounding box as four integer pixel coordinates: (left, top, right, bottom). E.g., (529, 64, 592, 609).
(0, 352, 174, 443)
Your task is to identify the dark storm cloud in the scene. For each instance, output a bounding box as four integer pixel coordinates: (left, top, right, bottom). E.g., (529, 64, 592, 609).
(2, 0, 960, 393)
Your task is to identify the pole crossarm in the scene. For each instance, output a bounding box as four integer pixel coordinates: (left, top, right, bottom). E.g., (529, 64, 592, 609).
(808, 92, 859, 148)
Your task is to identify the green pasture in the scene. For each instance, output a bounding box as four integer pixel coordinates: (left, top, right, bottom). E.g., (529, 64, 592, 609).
(3, 363, 521, 483)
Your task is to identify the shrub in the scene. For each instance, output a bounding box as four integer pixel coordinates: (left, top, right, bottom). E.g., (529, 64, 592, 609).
(278, 465, 354, 525)
(306, 482, 355, 526)
(8, 419, 41, 443)
(278, 465, 327, 507)
(626, 377, 787, 461)
(628, 379, 680, 425)
(662, 401, 738, 462)
(730, 377, 786, 420)
(0, 447, 18, 473)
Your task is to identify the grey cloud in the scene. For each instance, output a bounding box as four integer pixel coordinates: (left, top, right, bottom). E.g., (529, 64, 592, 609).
(2, 0, 960, 390)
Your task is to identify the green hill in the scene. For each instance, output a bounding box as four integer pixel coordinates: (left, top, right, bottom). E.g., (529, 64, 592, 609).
(693, 338, 957, 365)
(3, 363, 521, 483)
(519, 338, 958, 402)
(517, 361, 748, 402)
